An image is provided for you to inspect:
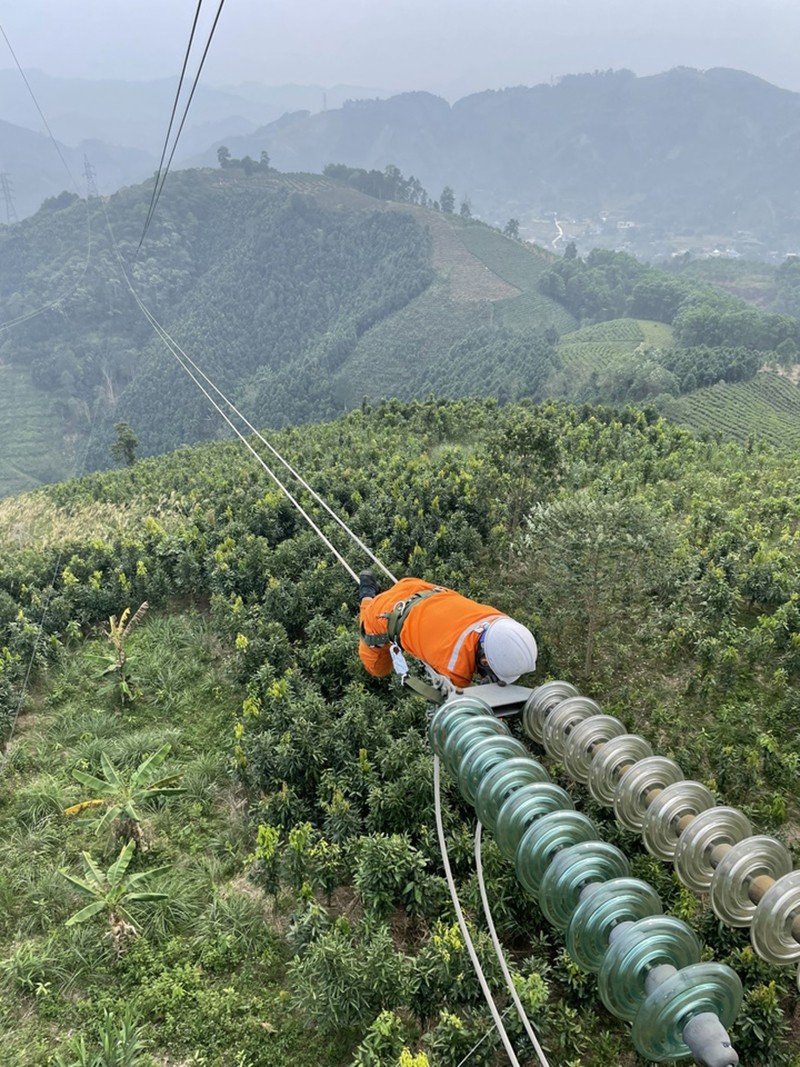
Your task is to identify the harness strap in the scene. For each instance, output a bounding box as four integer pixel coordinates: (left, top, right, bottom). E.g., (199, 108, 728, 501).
(385, 586, 443, 644)
(361, 587, 443, 648)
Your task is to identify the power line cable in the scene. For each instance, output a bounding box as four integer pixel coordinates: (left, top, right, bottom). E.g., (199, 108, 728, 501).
(0, 23, 92, 333)
(105, 193, 396, 584)
(137, 0, 227, 253)
(138, 0, 205, 251)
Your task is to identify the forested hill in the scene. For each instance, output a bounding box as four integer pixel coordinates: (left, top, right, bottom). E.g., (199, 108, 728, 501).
(2, 163, 800, 499)
(0, 165, 569, 494)
(211, 67, 800, 246)
(1, 397, 799, 1065)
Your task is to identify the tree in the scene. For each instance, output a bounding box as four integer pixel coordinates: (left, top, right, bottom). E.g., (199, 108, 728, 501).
(260, 149, 271, 170)
(111, 421, 138, 466)
(217, 145, 231, 168)
(503, 218, 520, 240)
(459, 199, 471, 218)
(439, 186, 455, 214)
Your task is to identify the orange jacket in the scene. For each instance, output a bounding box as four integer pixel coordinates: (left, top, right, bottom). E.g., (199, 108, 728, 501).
(359, 577, 506, 688)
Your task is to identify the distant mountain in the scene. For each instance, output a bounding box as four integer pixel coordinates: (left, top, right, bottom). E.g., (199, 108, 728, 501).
(0, 118, 153, 218)
(201, 68, 800, 251)
(0, 72, 390, 218)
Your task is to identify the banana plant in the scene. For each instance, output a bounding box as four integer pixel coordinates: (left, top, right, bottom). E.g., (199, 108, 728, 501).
(94, 602, 148, 703)
(64, 743, 183, 845)
(60, 840, 170, 951)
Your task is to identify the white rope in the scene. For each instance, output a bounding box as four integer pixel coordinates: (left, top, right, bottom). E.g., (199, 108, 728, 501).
(433, 756, 521, 1067)
(474, 823, 553, 1067)
(454, 1005, 514, 1067)
(100, 198, 397, 587)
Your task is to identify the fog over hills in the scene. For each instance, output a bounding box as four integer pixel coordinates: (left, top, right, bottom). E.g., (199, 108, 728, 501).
(199, 67, 800, 257)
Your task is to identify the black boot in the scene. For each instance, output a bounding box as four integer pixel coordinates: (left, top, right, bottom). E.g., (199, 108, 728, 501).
(358, 569, 379, 600)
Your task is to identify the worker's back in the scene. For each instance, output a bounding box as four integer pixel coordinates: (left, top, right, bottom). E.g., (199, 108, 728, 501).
(360, 577, 504, 687)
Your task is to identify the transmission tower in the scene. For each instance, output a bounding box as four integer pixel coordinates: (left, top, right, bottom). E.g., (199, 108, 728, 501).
(83, 155, 98, 199)
(0, 173, 18, 224)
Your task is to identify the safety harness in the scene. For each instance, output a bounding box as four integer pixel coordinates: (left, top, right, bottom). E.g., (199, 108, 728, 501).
(361, 587, 448, 703)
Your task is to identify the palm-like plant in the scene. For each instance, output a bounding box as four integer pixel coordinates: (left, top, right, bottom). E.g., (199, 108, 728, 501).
(60, 841, 170, 953)
(64, 743, 183, 844)
(94, 602, 148, 703)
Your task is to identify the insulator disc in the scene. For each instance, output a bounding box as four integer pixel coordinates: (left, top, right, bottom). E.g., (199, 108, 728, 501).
(514, 810, 597, 900)
(541, 696, 600, 760)
(441, 715, 509, 774)
(521, 680, 579, 744)
(456, 734, 530, 805)
(563, 714, 626, 785)
(538, 840, 630, 931)
(588, 734, 654, 807)
(631, 962, 742, 1062)
(598, 916, 702, 1022)
(429, 696, 493, 756)
(613, 756, 684, 833)
(473, 756, 551, 833)
(566, 878, 663, 973)
(750, 870, 800, 965)
(493, 782, 574, 861)
(641, 780, 716, 862)
(710, 835, 793, 928)
(674, 806, 752, 894)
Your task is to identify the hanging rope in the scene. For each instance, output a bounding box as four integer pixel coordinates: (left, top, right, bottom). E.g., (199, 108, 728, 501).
(474, 823, 552, 1067)
(433, 755, 522, 1067)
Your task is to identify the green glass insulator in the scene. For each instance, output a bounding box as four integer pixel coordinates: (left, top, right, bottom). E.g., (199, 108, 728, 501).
(493, 782, 574, 861)
(514, 810, 597, 900)
(538, 840, 630, 930)
(521, 680, 579, 744)
(541, 696, 600, 760)
(566, 878, 663, 973)
(598, 916, 702, 1022)
(641, 780, 715, 861)
(750, 870, 800, 965)
(457, 734, 530, 806)
(674, 806, 752, 894)
(441, 716, 508, 775)
(563, 714, 626, 785)
(473, 756, 551, 833)
(588, 734, 653, 807)
(710, 835, 793, 928)
(612, 755, 684, 833)
(631, 962, 742, 1062)
(429, 696, 493, 756)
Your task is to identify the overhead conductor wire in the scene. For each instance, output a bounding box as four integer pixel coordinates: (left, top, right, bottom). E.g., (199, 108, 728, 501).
(0, 22, 92, 332)
(136, 0, 227, 253)
(138, 0, 206, 250)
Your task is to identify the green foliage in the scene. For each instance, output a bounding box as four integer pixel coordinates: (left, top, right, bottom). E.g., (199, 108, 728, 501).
(53, 1008, 152, 1067)
(65, 743, 182, 844)
(110, 423, 139, 468)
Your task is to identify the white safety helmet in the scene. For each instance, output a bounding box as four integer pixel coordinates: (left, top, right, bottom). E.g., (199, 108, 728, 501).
(481, 618, 538, 683)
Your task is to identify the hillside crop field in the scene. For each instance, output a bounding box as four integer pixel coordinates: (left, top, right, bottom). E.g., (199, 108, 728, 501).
(663, 371, 800, 449)
(0, 366, 74, 496)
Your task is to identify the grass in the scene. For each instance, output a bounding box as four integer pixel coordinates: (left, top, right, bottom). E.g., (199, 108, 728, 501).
(0, 610, 336, 1067)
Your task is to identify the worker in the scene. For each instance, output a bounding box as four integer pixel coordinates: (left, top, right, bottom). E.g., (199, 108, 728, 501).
(358, 570, 537, 689)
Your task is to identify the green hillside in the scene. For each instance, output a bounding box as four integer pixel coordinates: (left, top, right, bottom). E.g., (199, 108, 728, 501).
(1, 398, 799, 1066)
(0, 366, 74, 494)
(662, 371, 800, 449)
(557, 318, 674, 375)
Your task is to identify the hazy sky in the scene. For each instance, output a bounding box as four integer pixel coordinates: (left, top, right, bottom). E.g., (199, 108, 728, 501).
(3, 0, 800, 99)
